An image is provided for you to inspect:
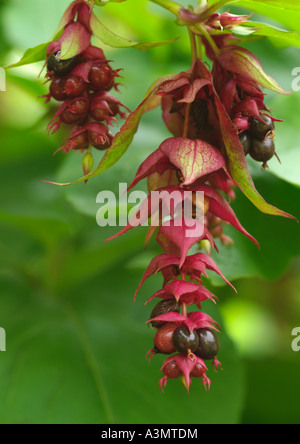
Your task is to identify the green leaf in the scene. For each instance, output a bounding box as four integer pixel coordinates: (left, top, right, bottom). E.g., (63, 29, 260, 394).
(240, 22, 300, 49)
(94, 0, 128, 5)
(0, 266, 244, 424)
(209, 174, 300, 285)
(4, 42, 49, 69)
(235, 0, 300, 32)
(90, 12, 178, 50)
(267, 93, 300, 188)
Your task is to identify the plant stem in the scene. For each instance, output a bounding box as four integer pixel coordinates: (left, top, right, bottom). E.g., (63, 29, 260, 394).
(196, 24, 220, 57)
(189, 29, 198, 62)
(150, 0, 182, 15)
(182, 30, 197, 139)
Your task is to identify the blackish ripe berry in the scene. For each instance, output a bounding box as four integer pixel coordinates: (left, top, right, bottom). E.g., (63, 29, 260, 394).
(47, 50, 80, 77)
(250, 114, 275, 141)
(195, 329, 220, 361)
(150, 300, 180, 329)
(239, 131, 252, 156)
(88, 64, 114, 91)
(64, 75, 86, 98)
(153, 323, 177, 354)
(50, 78, 67, 101)
(172, 325, 199, 354)
(162, 361, 182, 379)
(250, 136, 275, 164)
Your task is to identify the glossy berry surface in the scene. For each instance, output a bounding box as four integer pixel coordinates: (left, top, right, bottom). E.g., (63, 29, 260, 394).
(239, 131, 252, 155)
(162, 361, 182, 379)
(88, 64, 114, 91)
(153, 323, 177, 354)
(47, 51, 79, 77)
(64, 75, 86, 98)
(250, 114, 275, 141)
(191, 363, 206, 378)
(250, 136, 275, 163)
(195, 329, 220, 361)
(172, 325, 199, 354)
(150, 300, 180, 329)
(50, 78, 67, 101)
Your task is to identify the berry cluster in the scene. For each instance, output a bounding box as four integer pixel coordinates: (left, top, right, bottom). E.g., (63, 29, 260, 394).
(240, 115, 277, 168)
(107, 8, 289, 393)
(151, 307, 220, 385)
(43, 0, 128, 175)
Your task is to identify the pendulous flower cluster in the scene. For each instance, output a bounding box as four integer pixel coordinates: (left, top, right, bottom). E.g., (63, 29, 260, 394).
(43, 0, 128, 175)
(107, 9, 290, 392)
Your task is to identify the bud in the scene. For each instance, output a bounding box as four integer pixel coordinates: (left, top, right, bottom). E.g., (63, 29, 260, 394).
(82, 151, 94, 177)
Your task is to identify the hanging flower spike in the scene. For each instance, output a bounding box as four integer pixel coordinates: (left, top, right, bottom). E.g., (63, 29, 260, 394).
(159, 354, 210, 393)
(43, 0, 129, 177)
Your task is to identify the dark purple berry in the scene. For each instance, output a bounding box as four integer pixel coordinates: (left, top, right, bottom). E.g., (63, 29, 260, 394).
(150, 300, 180, 329)
(250, 136, 275, 164)
(47, 50, 80, 77)
(250, 114, 275, 141)
(195, 329, 220, 361)
(154, 323, 177, 354)
(88, 63, 114, 91)
(172, 325, 199, 354)
(239, 131, 252, 155)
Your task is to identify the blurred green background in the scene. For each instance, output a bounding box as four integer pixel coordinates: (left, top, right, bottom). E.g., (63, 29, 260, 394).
(0, 0, 299, 424)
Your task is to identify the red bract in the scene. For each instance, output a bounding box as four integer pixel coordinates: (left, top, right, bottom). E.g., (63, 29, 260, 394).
(159, 354, 210, 393)
(128, 137, 226, 191)
(135, 252, 236, 298)
(146, 280, 217, 306)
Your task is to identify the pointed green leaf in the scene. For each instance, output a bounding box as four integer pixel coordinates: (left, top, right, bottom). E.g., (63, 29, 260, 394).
(242, 23, 300, 49)
(4, 42, 49, 69)
(90, 13, 178, 50)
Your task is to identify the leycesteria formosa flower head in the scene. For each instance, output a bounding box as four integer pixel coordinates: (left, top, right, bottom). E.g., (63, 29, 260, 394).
(43, 0, 128, 177)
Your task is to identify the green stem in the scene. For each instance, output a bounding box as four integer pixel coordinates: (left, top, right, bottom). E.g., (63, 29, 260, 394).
(189, 29, 198, 62)
(196, 24, 220, 56)
(150, 0, 182, 15)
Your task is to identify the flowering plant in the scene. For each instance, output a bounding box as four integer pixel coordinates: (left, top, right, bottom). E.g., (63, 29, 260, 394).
(4, 0, 299, 402)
